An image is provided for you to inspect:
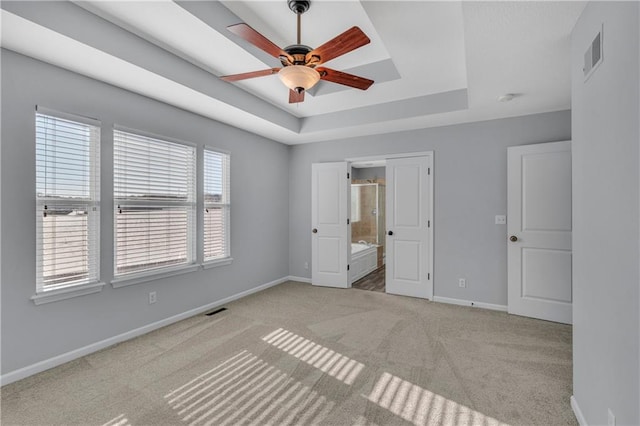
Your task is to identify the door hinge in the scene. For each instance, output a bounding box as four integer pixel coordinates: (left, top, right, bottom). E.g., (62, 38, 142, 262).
(347, 218, 350, 225)
(428, 273, 430, 280)
(428, 168, 431, 175)
(347, 264, 350, 271)
(347, 172, 350, 179)
(428, 220, 431, 228)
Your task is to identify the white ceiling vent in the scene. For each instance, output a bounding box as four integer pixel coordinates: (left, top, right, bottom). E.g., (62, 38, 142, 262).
(583, 25, 603, 81)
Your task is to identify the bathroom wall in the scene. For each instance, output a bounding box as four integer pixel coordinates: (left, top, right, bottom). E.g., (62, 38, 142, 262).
(352, 166, 386, 253)
(351, 184, 380, 244)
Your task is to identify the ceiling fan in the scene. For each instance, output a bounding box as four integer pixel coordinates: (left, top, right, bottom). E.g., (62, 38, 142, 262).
(220, 0, 374, 104)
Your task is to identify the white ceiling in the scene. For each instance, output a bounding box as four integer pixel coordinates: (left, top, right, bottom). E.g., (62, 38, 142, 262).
(0, 0, 585, 145)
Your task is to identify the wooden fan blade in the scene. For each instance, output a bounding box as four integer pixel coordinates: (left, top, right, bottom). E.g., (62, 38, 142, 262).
(289, 89, 305, 104)
(317, 67, 374, 90)
(306, 26, 370, 65)
(228, 23, 292, 62)
(220, 68, 280, 82)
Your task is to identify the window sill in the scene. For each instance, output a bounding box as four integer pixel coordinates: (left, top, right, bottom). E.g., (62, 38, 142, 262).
(111, 264, 199, 288)
(31, 281, 105, 305)
(202, 257, 234, 269)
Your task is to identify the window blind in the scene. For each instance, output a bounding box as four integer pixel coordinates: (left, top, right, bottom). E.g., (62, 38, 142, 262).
(114, 130, 196, 276)
(35, 112, 100, 292)
(204, 149, 230, 261)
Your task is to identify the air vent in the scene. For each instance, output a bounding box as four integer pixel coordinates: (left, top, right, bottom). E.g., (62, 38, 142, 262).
(584, 26, 603, 81)
(205, 307, 227, 316)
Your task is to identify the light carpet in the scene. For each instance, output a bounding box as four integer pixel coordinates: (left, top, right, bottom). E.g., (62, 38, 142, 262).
(1, 281, 575, 425)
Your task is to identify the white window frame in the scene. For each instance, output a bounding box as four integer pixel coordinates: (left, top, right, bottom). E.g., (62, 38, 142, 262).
(112, 128, 197, 287)
(32, 107, 104, 305)
(203, 147, 232, 268)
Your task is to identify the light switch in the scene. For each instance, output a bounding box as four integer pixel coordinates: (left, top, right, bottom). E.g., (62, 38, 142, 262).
(495, 215, 507, 225)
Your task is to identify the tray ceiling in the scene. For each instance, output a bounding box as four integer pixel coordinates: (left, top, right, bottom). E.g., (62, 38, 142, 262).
(0, 1, 586, 144)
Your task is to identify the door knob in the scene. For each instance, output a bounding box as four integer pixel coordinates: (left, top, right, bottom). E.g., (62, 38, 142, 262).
(388, 230, 394, 236)
(312, 228, 318, 234)
(509, 235, 518, 242)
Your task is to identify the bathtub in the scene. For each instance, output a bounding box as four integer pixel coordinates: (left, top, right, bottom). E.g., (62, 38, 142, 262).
(351, 242, 373, 255)
(351, 243, 378, 283)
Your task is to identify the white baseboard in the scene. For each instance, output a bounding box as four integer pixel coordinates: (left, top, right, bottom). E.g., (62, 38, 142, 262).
(432, 295, 507, 312)
(571, 395, 587, 425)
(287, 275, 311, 284)
(0, 276, 288, 386)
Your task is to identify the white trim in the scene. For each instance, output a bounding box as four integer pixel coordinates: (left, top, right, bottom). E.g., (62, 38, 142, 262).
(113, 124, 197, 148)
(111, 264, 199, 288)
(203, 147, 231, 262)
(202, 257, 233, 269)
(433, 295, 508, 312)
(1, 276, 289, 386)
(571, 395, 587, 426)
(287, 275, 312, 284)
(35, 105, 101, 127)
(346, 151, 435, 163)
(427, 153, 434, 300)
(31, 281, 105, 305)
(203, 144, 231, 157)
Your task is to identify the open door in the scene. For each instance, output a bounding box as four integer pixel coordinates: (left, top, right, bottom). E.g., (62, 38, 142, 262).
(311, 162, 350, 288)
(385, 156, 432, 299)
(507, 141, 572, 324)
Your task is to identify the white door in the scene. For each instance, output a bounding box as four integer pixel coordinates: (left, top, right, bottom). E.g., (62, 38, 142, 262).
(385, 156, 432, 299)
(311, 162, 350, 288)
(507, 141, 572, 324)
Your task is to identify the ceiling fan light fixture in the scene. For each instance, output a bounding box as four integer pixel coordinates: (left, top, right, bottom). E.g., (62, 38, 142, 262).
(278, 65, 320, 93)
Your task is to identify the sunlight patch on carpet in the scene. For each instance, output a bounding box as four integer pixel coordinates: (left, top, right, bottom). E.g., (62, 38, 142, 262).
(164, 350, 335, 426)
(101, 414, 131, 426)
(364, 372, 510, 426)
(262, 328, 365, 385)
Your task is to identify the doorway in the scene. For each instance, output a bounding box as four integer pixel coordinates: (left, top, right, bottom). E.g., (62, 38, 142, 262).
(350, 162, 386, 292)
(311, 152, 434, 300)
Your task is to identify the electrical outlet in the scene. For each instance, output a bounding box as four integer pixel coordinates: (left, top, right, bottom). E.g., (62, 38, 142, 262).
(149, 291, 157, 304)
(304, 262, 309, 270)
(608, 409, 615, 426)
(459, 278, 466, 288)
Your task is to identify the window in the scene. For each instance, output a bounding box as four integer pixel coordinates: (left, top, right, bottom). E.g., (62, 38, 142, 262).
(114, 129, 196, 277)
(35, 111, 100, 293)
(203, 148, 231, 262)
(351, 185, 361, 223)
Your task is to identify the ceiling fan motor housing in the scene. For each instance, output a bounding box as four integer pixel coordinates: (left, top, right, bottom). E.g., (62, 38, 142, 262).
(287, 0, 310, 15)
(281, 44, 314, 66)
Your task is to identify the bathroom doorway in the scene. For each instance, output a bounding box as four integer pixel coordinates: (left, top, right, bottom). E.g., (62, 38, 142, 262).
(311, 152, 433, 299)
(350, 161, 386, 292)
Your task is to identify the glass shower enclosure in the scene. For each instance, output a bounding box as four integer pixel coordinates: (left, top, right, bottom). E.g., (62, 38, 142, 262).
(351, 183, 385, 246)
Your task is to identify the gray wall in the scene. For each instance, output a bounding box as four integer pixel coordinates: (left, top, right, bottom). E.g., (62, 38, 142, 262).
(289, 111, 571, 306)
(571, 2, 640, 424)
(0, 50, 290, 375)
